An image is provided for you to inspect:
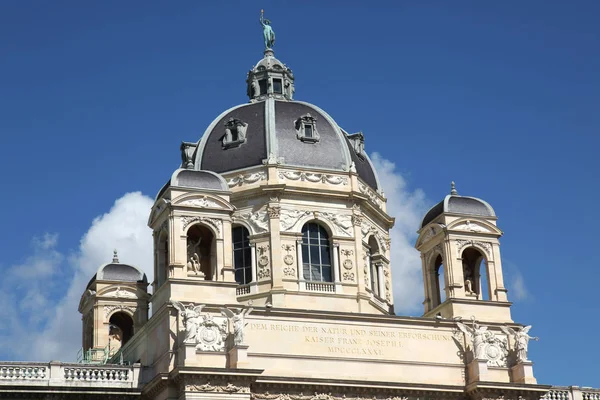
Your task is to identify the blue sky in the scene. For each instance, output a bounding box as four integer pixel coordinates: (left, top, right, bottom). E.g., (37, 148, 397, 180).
(1, 0, 599, 387)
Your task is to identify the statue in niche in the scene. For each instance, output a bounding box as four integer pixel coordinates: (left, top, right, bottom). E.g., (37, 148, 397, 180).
(260, 9, 275, 49)
(463, 260, 476, 296)
(109, 324, 123, 347)
(252, 78, 259, 98)
(187, 237, 204, 276)
(220, 307, 253, 346)
(187, 252, 203, 276)
(465, 278, 476, 296)
(172, 302, 205, 343)
(501, 325, 539, 363)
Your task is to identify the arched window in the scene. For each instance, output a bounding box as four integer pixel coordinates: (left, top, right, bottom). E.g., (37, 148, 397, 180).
(462, 247, 489, 300)
(434, 254, 446, 306)
(232, 226, 252, 285)
(368, 236, 381, 296)
(301, 222, 332, 282)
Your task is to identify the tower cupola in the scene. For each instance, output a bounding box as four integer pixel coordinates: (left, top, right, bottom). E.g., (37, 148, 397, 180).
(246, 49, 295, 102)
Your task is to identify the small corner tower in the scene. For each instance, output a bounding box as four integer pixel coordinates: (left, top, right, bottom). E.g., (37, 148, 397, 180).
(416, 182, 511, 323)
(78, 251, 149, 361)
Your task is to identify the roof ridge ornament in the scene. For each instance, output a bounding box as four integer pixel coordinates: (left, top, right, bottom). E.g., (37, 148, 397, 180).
(112, 249, 119, 263)
(450, 181, 458, 196)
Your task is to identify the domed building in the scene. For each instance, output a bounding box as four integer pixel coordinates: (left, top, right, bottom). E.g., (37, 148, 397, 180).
(0, 17, 591, 400)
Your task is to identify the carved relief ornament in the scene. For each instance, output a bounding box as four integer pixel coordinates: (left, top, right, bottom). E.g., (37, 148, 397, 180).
(228, 171, 267, 187)
(455, 239, 492, 256)
(278, 170, 348, 185)
(180, 216, 223, 236)
(103, 305, 135, 321)
(179, 196, 220, 208)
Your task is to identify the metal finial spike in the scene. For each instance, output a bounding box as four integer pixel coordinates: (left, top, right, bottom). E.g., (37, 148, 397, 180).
(450, 181, 458, 195)
(112, 249, 119, 263)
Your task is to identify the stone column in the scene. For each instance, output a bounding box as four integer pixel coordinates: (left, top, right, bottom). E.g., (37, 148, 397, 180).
(296, 239, 303, 281)
(377, 262, 385, 298)
(332, 243, 341, 291)
(250, 243, 257, 283)
(268, 202, 285, 306)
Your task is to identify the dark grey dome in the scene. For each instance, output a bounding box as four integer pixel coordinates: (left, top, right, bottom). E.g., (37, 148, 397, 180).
(193, 100, 380, 190)
(421, 189, 496, 228)
(98, 263, 146, 282)
(87, 251, 147, 288)
(156, 169, 228, 200)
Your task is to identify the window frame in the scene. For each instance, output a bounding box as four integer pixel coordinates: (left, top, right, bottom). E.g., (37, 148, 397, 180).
(301, 222, 333, 282)
(232, 226, 252, 285)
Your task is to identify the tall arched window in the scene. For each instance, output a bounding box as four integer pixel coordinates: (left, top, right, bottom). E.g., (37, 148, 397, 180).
(368, 236, 381, 296)
(434, 254, 446, 306)
(232, 226, 252, 285)
(301, 222, 332, 282)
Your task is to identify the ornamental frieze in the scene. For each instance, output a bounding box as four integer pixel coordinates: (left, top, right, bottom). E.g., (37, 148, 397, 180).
(227, 171, 267, 187)
(278, 170, 348, 185)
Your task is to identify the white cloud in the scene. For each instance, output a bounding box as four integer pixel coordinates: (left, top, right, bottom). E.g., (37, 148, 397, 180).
(370, 153, 431, 314)
(503, 261, 530, 302)
(0, 192, 154, 361)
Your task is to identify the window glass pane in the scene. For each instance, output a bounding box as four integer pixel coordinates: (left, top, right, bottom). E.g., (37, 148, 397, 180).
(305, 125, 313, 137)
(243, 248, 252, 267)
(320, 246, 331, 266)
(311, 264, 322, 281)
(273, 79, 282, 94)
(302, 244, 309, 264)
(244, 266, 252, 284)
(234, 250, 243, 270)
(233, 227, 242, 242)
(235, 268, 244, 284)
(259, 79, 267, 95)
(322, 266, 332, 282)
(310, 245, 320, 266)
(303, 263, 311, 280)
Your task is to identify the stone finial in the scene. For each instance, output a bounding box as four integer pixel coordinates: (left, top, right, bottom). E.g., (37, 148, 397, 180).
(450, 181, 458, 195)
(112, 249, 119, 263)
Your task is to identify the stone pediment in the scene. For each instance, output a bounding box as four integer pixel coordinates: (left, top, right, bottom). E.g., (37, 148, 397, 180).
(416, 223, 444, 248)
(148, 198, 170, 227)
(446, 218, 502, 235)
(171, 193, 234, 211)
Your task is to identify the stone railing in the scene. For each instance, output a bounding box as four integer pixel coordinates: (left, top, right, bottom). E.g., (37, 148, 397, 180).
(305, 281, 335, 293)
(236, 284, 251, 296)
(0, 361, 140, 388)
(545, 387, 600, 400)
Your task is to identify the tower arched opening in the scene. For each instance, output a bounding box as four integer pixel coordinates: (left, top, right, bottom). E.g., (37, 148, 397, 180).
(462, 247, 489, 300)
(108, 311, 134, 351)
(433, 254, 446, 306)
(186, 224, 216, 280)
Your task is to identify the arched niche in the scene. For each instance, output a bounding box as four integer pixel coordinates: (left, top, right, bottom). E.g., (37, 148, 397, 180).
(186, 223, 216, 280)
(462, 247, 489, 300)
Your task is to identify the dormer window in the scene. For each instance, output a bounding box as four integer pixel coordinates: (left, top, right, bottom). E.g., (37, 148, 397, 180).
(222, 117, 248, 149)
(273, 79, 283, 94)
(295, 113, 319, 143)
